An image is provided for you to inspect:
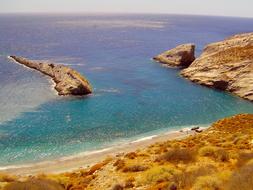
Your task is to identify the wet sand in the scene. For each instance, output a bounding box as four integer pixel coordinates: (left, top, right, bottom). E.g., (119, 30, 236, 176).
(0, 128, 206, 176)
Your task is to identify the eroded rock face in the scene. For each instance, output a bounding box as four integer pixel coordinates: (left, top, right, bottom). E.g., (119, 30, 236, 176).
(10, 56, 92, 96)
(181, 33, 253, 101)
(153, 43, 195, 67)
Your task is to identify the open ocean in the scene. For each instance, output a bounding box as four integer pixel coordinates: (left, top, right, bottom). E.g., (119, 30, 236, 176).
(0, 14, 253, 166)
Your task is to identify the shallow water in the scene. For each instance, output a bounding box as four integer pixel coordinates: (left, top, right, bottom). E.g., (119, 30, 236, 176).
(0, 14, 253, 166)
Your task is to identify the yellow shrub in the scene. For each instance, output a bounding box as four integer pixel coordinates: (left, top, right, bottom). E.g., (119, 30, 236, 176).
(156, 148, 196, 164)
(226, 163, 253, 190)
(0, 173, 17, 183)
(141, 166, 181, 185)
(3, 179, 64, 190)
(236, 152, 253, 167)
(192, 176, 222, 190)
(122, 165, 149, 173)
(174, 164, 217, 189)
(199, 146, 229, 162)
(217, 170, 232, 182)
(199, 146, 218, 157)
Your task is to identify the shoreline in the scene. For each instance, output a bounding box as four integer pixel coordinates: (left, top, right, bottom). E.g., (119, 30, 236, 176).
(0, 126, 208, 176)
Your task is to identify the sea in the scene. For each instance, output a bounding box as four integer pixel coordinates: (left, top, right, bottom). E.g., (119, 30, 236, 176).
(0, 13, 253, 167)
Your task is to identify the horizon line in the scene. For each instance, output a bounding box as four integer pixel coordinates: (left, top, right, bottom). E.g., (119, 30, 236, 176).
(0, 11, 253, 19)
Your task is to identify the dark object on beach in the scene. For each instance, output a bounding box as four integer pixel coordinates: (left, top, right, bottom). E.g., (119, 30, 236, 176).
(191, 126, 203, 133)
(191, 126, 200, 131)
(9, 56, 92, 96)
(4, 179, 64, 190)
(195, 129, 203, 133)
(153, 44, 195, 68)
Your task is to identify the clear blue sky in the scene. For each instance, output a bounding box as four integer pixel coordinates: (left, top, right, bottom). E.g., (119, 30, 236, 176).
(1, 0, 253, 18)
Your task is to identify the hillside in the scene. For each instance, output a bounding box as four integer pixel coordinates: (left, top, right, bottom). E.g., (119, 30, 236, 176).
(1, 114, 253, 190)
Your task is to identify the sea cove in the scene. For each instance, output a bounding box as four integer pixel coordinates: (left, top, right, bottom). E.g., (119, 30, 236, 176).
(0, 14, 253, 167)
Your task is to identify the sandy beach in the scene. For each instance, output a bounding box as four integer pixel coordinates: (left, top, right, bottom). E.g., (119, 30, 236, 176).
(0, 128, 204, 176)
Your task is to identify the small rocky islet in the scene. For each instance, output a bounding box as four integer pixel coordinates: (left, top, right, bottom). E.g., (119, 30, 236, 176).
(153, 43, 196, 68)
(154, 32, 253, 102)
(9, 56, 92, 96)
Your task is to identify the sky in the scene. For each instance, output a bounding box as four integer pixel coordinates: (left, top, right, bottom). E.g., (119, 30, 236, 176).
(1, 0, 253, 18)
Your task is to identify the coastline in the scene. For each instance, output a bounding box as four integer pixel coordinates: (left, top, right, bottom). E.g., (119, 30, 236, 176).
(0, 126, 208, 176)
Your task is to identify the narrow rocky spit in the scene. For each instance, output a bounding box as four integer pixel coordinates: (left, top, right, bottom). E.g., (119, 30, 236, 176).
(9, 56, 92, 96)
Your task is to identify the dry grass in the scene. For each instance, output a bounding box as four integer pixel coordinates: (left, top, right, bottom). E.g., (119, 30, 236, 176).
(226, 163, 253, 190)
(156, 148, 196, 164)
(210, 45, 253, 65)
(4, 179, 64, 190)
(141, 166, 181, 185)
(192, 175, 222, 190)
(199, 146, 230, 162)
(236, 152, 253, 167)
(124, 177, 135, 188)
(113, 159, 126, 171)
(124, 152, 138, 159)
(173, 164, 217, 189)
(0, 174, 17, 183)
(111, 184, 124, 190)
(122, 165, 149, 173)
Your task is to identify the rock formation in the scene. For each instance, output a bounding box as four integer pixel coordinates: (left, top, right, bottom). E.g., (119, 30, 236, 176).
(181, 33, 253, 101)
(9, 56, 92, 96)
(153, 43, 195, 67)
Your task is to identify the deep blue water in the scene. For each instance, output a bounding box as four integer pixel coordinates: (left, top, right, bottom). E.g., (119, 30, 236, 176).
(0, 14, 253, 166)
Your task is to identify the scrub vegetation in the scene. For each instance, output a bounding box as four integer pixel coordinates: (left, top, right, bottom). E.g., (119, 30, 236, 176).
(1, 114, 253, 190)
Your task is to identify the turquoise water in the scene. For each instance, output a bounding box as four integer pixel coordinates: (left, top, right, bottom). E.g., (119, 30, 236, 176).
(0, 14, 253, 166)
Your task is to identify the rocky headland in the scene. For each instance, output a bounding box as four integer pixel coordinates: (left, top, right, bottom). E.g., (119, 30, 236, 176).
(9, 56, 92, 96)
(154, 33, 253, 101)
(181, 33, 253, 101)
(153, 43, 195, 68)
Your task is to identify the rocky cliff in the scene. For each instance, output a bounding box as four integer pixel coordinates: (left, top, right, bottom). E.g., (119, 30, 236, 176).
(10, 56, 92, 96)
(181, 33, 253, 101)
(153, 43, 195, 67)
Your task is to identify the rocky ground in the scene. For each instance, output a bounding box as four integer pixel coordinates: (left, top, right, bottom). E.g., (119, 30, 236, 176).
(10, 56, 92, 96)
